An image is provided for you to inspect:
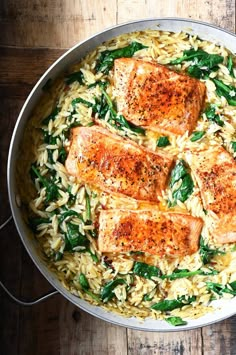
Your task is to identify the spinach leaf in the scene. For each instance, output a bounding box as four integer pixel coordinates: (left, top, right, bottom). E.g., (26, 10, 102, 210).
(200, 235, 225, 264)
(72, 90, 145, 135)
(169, 160, 194, 206)
(101, 89, 145, 135)
(96, 41, 148, 74)
(67, 186, 77, 207)
(162, 268, 218, 280)
(42, 106, 60, 125)
(143, 291, 155, 302)
(29, 217, 50, 232)
(64, 223, 89, 251)
(156, 136, 170, 147)
(101, 279, 126, 302)
(79, 273, 90, 289)
(88, 250, 99, 262)
(43, 131, 57, 146)
(43, 132, 64, 165)
(151, 295, 196, 312)
(231, 244, 236, 252)
(170, 48, 223, 78)
(212, 78, 236, 106)
(87, 80, 109, 89)
(172, 174, 194, 203)
(170, 49, 211, 65)
(72, 97, 94, 109)
(58, 210, 83, 225)
(58, 147, 67, 164)
(169, 160, 187, 188)
(204, 104, 224, 126)
(227, 55, 235, 78)
(133, 261, 162, 279)
(30, 165, 59, 202)
(187, 65, 203, 79)
(85, 189, 92, 221)
(79, 273, 100, 302)
(65, 70, 84, 85)
(206, 281, 236, 296)
(231, 141, 236, 152)
(55, 251, 63, 261)
(190, 131, 205, 142)
(165, 316, 187, 326)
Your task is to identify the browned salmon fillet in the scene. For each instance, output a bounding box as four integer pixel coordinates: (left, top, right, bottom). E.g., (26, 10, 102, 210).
(185, 145, 236, 243)
(98, 209, 203, 257)
(114, 58, 206, 136)
(65, 126, 174, 202)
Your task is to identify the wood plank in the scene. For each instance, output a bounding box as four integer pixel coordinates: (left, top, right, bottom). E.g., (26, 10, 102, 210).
(0, 98, 24, 355)
(18, 246, 61, 355)
(0, 47, 65, 98)
(0, 0, 117, 48)
(59, 302, 128, 355)
(127, 329, 203, 355)
(117, 0, 235, 33)
(202, 317, 236, 355)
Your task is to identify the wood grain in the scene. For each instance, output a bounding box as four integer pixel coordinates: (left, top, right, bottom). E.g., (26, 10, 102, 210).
(59, 302, 127, 355)
(127, 328, 203, 355)
(1, 1, 236, 354)
(0, 48, 65, 98)
(0, 0, 117, 48)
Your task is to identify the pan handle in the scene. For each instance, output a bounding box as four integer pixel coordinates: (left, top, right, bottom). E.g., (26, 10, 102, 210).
(0, 216, 59, 306)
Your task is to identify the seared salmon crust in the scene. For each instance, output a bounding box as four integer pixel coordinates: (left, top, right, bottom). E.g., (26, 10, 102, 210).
(98, 209, 203, 257)
(114, 58, 206, 135)
(65, 126, 174, 202)
(185, 145, 236, 243)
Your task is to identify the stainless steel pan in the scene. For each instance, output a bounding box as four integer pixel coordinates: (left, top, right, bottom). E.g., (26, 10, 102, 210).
(7, 18, 236, 331)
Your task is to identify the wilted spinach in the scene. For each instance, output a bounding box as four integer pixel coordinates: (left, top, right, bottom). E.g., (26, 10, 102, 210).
(151, 295, 196, 312)
(170, 48, 224, 78)
(190, 131, 205, 142)
(156, 136, 170, 147)
(65, 70, 84, 85)
(168, 160, 194, 206)
(133, 261, 162, 279)
(72, 89, 145, 135)
(231, 141, 236, 152)
(165, 316, 187, 326)
(206, 281, 236, 296)
(162, 268, 218, 281)
(227, 55, 235, 78)
(30, 164, 59, 203)
(64, 223, 89, 251)
(200, 235, 225, 264)
(95, 41, 148, 73)
(204, 104, 224, 126)
(79, 273, 100, 302)
(101, 279, 126, 302)
(212, 78, 236, 106)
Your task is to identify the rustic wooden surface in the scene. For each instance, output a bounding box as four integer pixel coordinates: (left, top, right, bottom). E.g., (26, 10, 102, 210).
(1, 1, 236, 354)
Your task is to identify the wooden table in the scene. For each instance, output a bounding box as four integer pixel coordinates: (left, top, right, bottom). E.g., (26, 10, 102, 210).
(1, 1, 236, 354)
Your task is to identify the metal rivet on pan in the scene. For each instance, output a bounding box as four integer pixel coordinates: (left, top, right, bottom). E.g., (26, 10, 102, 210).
(15, 194, 21, 208)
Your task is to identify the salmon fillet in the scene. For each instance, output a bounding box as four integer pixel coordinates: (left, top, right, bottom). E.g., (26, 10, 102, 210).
(65, 126, 174, 202)
(185, 145, 236, 243)
(114, 58, 206, 136)
(98, 209, 203, 257)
